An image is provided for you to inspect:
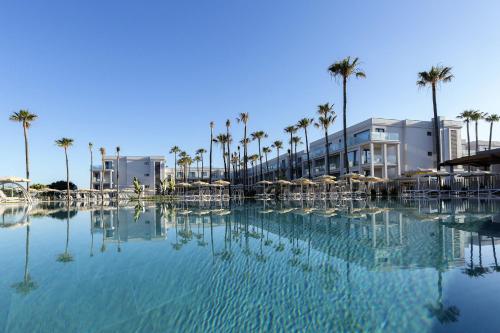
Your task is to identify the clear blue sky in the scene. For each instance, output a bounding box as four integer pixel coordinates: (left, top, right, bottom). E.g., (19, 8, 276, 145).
(1, 0, 500, 187)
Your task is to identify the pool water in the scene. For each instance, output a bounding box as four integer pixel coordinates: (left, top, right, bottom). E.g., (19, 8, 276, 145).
(1, 199, 500, 332)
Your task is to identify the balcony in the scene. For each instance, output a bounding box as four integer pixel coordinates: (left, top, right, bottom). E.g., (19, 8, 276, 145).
(370, 132, 399, 141)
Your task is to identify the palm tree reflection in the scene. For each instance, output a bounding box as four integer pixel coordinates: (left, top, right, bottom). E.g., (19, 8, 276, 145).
(12, 219, 37, 295)
(57, 208, 74, 263)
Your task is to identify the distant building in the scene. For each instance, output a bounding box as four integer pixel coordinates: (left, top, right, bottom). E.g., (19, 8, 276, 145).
(249, 117, 463, 181)
(461, 140, 500, 156)
(164, 167, 225, 182)
(92, 156, 165, 191)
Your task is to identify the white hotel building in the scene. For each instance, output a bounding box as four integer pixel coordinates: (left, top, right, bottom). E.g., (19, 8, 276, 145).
(253, 117, 463, 180)
(92, 156, 166, 191)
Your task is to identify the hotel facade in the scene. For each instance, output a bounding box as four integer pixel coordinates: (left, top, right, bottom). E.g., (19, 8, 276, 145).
(92, 156, 166, 191)
(250, 117, 463, 181)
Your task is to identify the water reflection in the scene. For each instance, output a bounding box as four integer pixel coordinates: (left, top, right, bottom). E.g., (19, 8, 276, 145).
(2, 199, 500, 332)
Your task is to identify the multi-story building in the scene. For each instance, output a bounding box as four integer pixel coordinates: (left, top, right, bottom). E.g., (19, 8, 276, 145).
(462, 140, 500, 156)
(164, 167, 225, 182)
(250, 117, 463, 180)
(92, 156, 166, 191)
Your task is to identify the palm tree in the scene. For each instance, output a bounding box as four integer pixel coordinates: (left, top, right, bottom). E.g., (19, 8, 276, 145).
(292, 136, 302, 178)
(12, 220, 37, 294)
(485, 114, 500, 150)
(314, 103, 336, 176)
(9, 110, 38, 191)
(169, 146, 181, 182)
(240, 138, 250, 184)
(99, 147, 106, 200)
(262, 146, 272, 178)
(284, 126, 297, 180)
(297, 118, 314, 178)
(417, 65, 453, 170)
(88, 143, 94, 190)
(470, 110, 486, 153)
(116, 146, 120, 198)
(194, 155, 202, 180)
(55, 138, 74, 201)
(209, 121, 214, 183)
(457, 110, 474, 158)
(196, 148, 207, 180)
(272, 140, 283, 180)
(328, 57, 366, 174)
(225, 119, 232, 184)
(237, 145, 241, 183)
(236, 113, 250, 186)
(251, 130, 268, 182)
(249, 154, 259, 185)
(214, 134, 228, 178)
(231, 153, 239, 181)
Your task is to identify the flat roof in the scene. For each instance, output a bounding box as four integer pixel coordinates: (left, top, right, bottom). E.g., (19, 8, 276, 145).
(441, 148, 500, 167)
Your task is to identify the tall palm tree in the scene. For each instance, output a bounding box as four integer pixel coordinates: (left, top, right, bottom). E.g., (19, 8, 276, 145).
(292, 136, 302, 178)
(262, 146, 272, 178)
(251, 130, 268, 182)
(249, 154, 259, 185)
(231, 153, 239, 181)
(328, 57, 366, 174)
(485, 114, 500, 150)
(169, 146, 181, 181)
(225, 119, 232, 184)
(240, 138, 250, 184)
(314, 103, 336, 176)
(57, 209, 74, 263)
(272, 140, 283, 180)
(470, 110, 486, 153)
(236, 113, 250, 186)
(417, 65, 453, 170)
(457, 110, 474, 158)
(116, 146, 120, 198)
(194, 155, 202, 180)
(214, 134, 228, 178)
(284, 126, 297, 180)
(237, 145, 241, 183)
(297, 118, 314, 178)
(99, 147, 106, 200)
(9, 110, 38, 191)
(55, 138, 74, 201)
(209, 121, 214, 183)
(88, 143, 94, 190)
(196, 148, 207, 180)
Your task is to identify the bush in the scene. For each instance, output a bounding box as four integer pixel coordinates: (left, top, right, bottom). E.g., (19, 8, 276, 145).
(48, 181, 77, 191)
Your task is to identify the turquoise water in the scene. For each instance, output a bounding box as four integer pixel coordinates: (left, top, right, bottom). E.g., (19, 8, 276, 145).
(2, 199, 500, 332)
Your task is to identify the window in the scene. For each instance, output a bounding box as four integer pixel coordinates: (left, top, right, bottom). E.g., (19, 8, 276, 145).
(427, 152, 432, 156)
(145, 173, 150, 177)
(144, 162, 150, 165)
(427, 131, 432, 136)
(105, 161, 113, 169)
(375, 128, 385, 133)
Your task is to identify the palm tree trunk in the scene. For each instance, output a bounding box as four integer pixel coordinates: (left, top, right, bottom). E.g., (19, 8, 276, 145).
(226, 128, 231, 185)
(276, 148, 280, 180)
(209, 128, 213, 183)
(289, 133, 293, 180)
(116, 151, 120, 199)
(201, 155, 204, 181)
(325, 129, 330, 176)
(342, 77, 349, 174)
(466, 121, 471, 157)
(475, 120, 479, 153)
(243, 125, 248, 187)
(431, 83, 442, 170)
(23, 124, 30, 191)
(258, 139, 263, 182)
(305, 128, 311, 179)
(294, 143, 298, 178)
(489, 122, 493, 151)
(265, 152, 269, 179)
(174, 153, 177, 182)
(196, 161, 200, 180)
(90, 150, 93, 190)
(65, 148, 70, 201)
(222, 148, 227, 179)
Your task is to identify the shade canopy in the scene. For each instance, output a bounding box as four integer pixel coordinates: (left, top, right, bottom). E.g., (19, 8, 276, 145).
(441, 148, 500, 167)
(191, 181, 209, 187)
(256, 180, 273, 185)
(212, 180, 230, 186)
(275, 180, 292, 185)
(0, 176, 31, 183)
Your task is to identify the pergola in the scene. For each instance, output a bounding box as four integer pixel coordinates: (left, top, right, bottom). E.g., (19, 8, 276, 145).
(0, 177, 32, 203)
(441, 148, 500, 168)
